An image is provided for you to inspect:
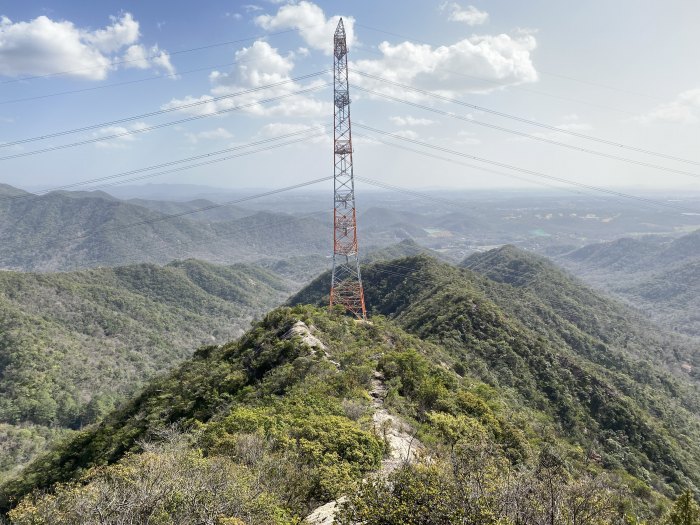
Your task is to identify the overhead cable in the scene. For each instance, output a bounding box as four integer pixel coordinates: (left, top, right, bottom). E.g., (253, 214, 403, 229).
(0, 84, 330, 161)
(0, 29, 299, 85)
(355, 124, 700, 214)
(352, 69, 700, 167)
(1, 127, 325, 202)
(0, 71, 328, 149)
(354, 85, 700, 180)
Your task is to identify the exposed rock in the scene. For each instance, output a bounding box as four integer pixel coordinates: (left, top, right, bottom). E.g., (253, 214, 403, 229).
(284, 320, 327, 351)
(370, 371, 423, 473)
(304, 371, 424, 524)
(304, 497, 346, 524)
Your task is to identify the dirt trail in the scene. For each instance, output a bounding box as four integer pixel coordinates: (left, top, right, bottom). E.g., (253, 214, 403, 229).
(369, 371, 423, 473)
(304, 371, 423, 524)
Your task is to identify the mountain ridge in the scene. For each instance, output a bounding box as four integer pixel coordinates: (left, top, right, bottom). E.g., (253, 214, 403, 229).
(0, 258, 291, 479)
(561, 229, 700, 337)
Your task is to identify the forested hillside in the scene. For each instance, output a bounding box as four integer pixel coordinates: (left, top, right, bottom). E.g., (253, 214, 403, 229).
(0, 259, 289, 479)
(291, 255, 700, 497)
(3, 253, 700, 522)
(561, 229, 700, 337)
(0, 185, 329, 271)
(463, 245, 700, 376)
(2, 299, 697, 523)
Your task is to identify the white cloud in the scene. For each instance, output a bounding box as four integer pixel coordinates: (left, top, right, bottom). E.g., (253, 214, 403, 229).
(123, 44, 149, 69)
(148, 46, 176, 75)
(252, 122, 329, 147)
(455, 130, 481, 145)
(212, 40, 294, 87)
(83, 13, 139, 53)
(558, 113, 592, 131)
(441, 3, 489, 25)
(390, 115, 435, 126)
(122, 44, 175, 75)
(637, 88, 700, 124)
(0, 13, 174, 79)
(255, 1, 355, 54)
(352, 33, 538, 97)
(185, 127, 234, 143)
(393, 129, 420, 140)
(93, 122, 149, 148)
(163, 40, 327, 118)
(259, 122, 313, 136)
(258, 121, 328, 143)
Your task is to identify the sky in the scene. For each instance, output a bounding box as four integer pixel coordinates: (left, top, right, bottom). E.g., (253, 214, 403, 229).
(0, 0, 699, 194)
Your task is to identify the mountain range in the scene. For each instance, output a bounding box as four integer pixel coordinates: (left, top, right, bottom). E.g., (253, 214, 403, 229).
(561, 229, 700, 337)
(2, 249, 698, 522)
(0, 184, 330, 273)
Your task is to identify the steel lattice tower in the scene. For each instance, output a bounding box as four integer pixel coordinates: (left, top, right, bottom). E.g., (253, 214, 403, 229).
(330, 18, 366, 320)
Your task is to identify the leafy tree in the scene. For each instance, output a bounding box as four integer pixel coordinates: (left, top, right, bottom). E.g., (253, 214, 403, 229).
(667, 491, 700, 525)
(8, 434, 291, 525)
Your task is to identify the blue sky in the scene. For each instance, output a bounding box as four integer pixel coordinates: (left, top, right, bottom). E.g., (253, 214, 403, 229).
(0, 1, 699, 193)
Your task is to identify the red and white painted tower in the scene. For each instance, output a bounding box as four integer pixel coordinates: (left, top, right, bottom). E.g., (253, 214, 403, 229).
(329, 18, 366, 320)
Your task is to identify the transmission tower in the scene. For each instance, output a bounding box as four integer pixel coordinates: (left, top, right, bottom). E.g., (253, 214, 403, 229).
(330, 18, 367, 320)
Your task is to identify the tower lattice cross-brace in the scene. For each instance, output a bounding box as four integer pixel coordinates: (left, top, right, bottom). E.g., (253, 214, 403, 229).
(330, 18, 367, 320)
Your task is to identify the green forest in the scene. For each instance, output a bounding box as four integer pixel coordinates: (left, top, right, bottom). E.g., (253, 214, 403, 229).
(1, 250, 699, 523)
(0, 259, 289, 479)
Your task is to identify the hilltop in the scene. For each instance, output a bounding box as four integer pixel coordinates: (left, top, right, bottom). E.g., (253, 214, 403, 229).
(0, 240, 435, 480)
(462, 245, 698, 372)
(0, 303, 684, 523)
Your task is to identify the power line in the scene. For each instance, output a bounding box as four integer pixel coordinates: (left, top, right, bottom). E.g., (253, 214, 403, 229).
(0, 61, 225, 106)
(0, 71, 328, 149)
(354, 124, 700, 215)
(355, 171, 581, 246)
(53, 132, 324, 195)
(352, 70, 700, 167)
(536, 70, 665, 102)
(0, 29, 299, 85)
(353, 132, 590, 196)
(354, 85, 700, 181)
(0, 84, 329, 161)
(1, 128, 325, 203)
(0, 57, 303, 107)
(80, 132, 326, 192)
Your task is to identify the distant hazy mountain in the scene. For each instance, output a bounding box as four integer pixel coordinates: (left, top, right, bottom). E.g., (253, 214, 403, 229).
(104, 183, 251, 202)
(254, 238, 442, 283)
(0, 184, 30, 198)
(0, 185, 330, 272)
(127, 198, 254, 222)
(561, 229, 700, 337)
